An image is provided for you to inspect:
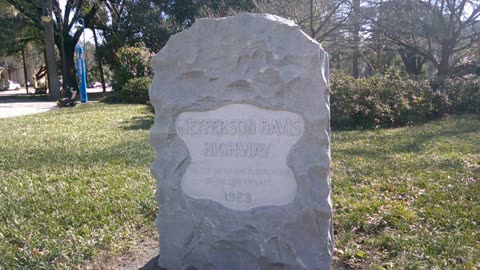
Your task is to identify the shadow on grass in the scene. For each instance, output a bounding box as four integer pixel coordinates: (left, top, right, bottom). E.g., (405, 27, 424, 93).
(388, 115, 480, 154)
(337, 115, 479, 155)
(110, 104, 155, 130)
(334, 114, 480, 173)
(121, 115, 154, 130)
(2, 139, 154, 173)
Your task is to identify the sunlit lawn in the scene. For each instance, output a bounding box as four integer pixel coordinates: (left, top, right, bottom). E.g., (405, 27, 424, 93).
(332, 114, 480, 269)
(0, 103, 478, 269)
(0, 103, 156, 269)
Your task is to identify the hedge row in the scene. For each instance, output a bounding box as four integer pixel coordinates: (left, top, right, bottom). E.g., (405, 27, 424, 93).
(330, 71, 480, 129)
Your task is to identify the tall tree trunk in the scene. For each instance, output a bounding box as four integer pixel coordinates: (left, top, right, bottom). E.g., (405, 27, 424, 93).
(92, 28, 106, 93)
(437, 61, 450, 76)
(62, 38, 79, 92)
(352, 0, 360, 78)
(42, 0, 60, 100)
(437, 45, 452, 76)
(59, 25, 68, 94)
(337, 53, 341, 70)
(399, 49, 425, 76)
(375, 34, 383, 72)
(43, 18, 61, 100)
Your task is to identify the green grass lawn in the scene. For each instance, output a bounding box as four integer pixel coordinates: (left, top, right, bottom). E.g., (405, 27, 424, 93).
(0, 103, 478, 269)
(0, 104, 156, 269)
(333, 114, 480, 269)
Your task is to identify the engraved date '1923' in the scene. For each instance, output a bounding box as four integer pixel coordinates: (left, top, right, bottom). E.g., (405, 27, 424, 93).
(224, 192, 252, 203)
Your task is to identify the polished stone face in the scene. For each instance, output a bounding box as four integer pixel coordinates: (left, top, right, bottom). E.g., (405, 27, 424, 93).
(176, 104, 304, 210)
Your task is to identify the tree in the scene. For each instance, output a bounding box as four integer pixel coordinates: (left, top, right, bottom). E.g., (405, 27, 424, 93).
(357, 0, 421, 75)
(196, 0, 255, 17)
(253, 0, 351, 43)
(95, 0, 211, 91)
(398, 48, 427, 75)
(351, 0, 360, 78)
(0, 0, 48, 93)
(94, 0, 176, 76)
(252, 0, 358, 76)
(374, 0, 480, 76)
(83, 42, 111, 84)
(5, 0, 102, 92)
(0, 0, 42, 56)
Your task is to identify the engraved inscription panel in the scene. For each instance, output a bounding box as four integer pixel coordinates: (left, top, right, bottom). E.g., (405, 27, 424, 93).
(176, 104, 304, 210)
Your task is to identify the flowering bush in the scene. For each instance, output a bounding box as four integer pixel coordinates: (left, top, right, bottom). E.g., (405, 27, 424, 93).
(112, 43, 152, 92)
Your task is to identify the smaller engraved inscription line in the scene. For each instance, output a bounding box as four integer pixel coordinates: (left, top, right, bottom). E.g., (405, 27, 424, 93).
(188, 167, 292, 177)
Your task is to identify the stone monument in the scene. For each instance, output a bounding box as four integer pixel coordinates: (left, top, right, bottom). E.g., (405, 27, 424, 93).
(150, 13, 332, 270)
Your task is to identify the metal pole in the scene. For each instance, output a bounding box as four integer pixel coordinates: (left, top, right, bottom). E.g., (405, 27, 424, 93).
(21, 47, 29, 94)
(76, 45, 88, 103)
(76, 18, 88, 103)
(78, 18, 88, 88)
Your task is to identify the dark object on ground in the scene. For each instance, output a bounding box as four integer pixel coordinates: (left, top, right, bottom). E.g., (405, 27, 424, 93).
(57, 88, 77, 107)
(34, 87, 48, 95)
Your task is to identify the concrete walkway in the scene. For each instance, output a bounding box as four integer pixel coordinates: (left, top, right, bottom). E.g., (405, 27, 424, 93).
(0, 86, 112, 97)
(0, 99, 58, 118)
(0, 86, 113, 119)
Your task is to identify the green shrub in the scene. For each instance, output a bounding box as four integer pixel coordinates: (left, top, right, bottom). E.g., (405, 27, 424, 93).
(444, 77, 480, 114)
(331, 70, 480, 129)
(112, 43, 152, 92)
(118, 77, 152, 104)
(330, 71, 453, 129)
